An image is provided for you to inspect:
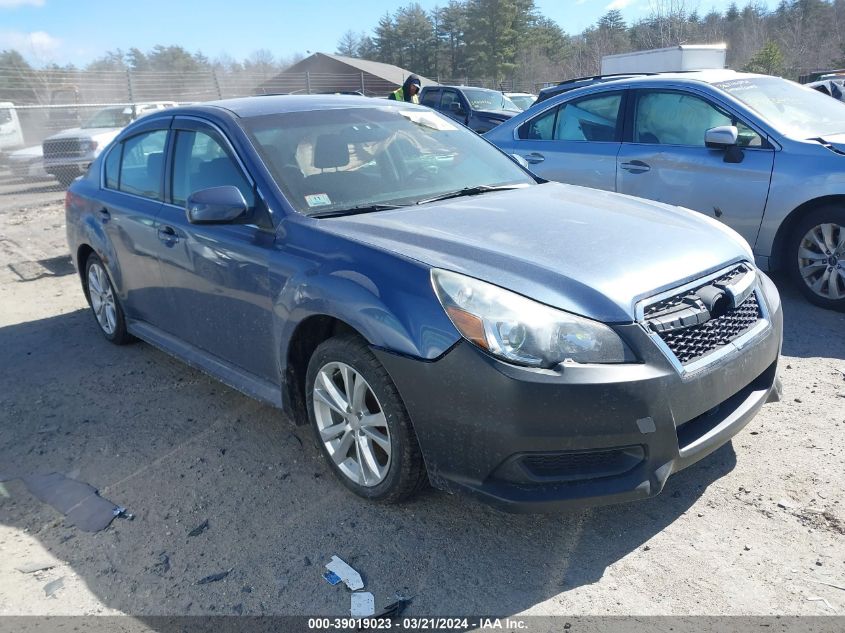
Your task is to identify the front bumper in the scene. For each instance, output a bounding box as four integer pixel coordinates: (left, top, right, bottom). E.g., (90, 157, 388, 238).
(375, 285, 783, 513)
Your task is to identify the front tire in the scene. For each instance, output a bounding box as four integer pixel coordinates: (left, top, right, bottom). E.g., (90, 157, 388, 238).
(789, 206, 845, 311)
(306, 335, 427, 503)
(84, 254, 134, 344)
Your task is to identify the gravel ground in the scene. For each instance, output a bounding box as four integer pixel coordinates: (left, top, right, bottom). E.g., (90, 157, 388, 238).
(0, 172, 843, 618)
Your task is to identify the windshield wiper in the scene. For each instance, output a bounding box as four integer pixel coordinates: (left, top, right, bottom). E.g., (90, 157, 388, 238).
(309, 203, 406, 219)
(415, 185, 522, 205)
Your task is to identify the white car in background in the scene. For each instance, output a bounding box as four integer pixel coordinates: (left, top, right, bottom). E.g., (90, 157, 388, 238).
(42, 102, 176, 187)
(7, 144, 50, 180)
(504, 92, 538, 111)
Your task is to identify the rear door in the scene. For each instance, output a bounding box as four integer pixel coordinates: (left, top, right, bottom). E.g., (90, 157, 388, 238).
(510, 90, 625, 191)
(95, 118, 171, 326)
(616, 89, 775, 246)
(155, 117, 277, 382)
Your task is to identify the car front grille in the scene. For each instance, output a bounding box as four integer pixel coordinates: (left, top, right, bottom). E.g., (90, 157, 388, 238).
(43, 138, 86, 160)
(643, 264, 764, 366)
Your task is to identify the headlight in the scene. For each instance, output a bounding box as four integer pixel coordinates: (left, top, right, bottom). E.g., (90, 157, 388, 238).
(431, 269, 635, 367)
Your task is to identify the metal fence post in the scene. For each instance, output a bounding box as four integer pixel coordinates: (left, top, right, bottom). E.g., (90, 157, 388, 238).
(361, 71, 365, 95)
(212, 70, 223, 99)
(126, 69, 134, 102)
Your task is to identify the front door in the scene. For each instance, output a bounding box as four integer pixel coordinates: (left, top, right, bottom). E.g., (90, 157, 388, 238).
(616, 89, 775, 247)
(155, 119, 277, 382)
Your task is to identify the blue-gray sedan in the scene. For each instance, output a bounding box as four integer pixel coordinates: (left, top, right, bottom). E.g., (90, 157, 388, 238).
(66, 96, 782, 512)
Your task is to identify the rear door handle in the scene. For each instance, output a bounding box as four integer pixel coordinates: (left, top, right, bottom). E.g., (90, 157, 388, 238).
(620, 160, 651, 174)
(523, 152, 545, 164)
(157, 225, 179, 243)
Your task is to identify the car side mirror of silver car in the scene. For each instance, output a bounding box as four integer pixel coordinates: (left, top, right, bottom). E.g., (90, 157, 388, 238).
(704, 125, 739, 149)
(186, 186, 248, 224)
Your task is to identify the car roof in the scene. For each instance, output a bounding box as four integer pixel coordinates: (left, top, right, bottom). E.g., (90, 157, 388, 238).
(162, 94, 421, 119)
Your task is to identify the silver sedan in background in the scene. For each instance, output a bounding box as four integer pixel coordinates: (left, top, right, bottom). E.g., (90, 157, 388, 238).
(486, 70, 845, 311)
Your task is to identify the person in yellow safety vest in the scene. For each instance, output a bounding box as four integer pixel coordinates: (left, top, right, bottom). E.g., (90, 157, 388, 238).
(388, 75, 421, 104)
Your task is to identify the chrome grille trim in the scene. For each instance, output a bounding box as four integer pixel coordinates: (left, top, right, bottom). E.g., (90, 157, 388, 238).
(636, 262, 771, 376)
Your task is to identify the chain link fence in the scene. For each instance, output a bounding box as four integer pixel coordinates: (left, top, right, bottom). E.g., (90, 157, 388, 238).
(0, 67, 553, 191)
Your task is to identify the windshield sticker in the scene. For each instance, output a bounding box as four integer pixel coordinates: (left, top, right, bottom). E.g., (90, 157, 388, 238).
(305, 193, 332, 207)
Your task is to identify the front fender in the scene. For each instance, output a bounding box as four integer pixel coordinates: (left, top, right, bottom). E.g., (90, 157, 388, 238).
(275, 254, 459, 369)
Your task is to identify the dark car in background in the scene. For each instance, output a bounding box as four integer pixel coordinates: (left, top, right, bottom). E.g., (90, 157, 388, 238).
(66, 95, 782, 512)
(419, 85, 520, 133)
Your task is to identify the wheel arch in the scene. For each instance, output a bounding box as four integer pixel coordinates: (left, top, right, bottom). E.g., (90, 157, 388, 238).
(283, 315, 361, 425)
(770, 195, 845, 271)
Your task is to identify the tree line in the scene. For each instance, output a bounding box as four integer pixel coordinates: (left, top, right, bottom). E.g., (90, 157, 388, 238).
(336, 0, 845, 84)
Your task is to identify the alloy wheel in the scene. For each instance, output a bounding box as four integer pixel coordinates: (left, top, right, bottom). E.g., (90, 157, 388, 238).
(87, 262, 117, 335)
(797, 222, 845, 301)
(312, 361, 392, 487)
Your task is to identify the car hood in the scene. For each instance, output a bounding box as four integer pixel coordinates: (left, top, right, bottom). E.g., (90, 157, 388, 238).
(10, 144, 42, 159)
(318, 183, 752, 323)
(474, 108, 517, 119)
(46, 127, 120, 140)
(816, 134, 845, 154)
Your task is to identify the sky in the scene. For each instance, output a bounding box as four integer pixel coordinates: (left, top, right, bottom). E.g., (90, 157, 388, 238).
(1, 0, 779, 68)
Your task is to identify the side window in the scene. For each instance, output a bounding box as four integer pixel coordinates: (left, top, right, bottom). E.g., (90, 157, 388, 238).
(171, 129, 255, 209)
(634, 91, 762, 148)
(518, 106, 557, 140)
(554, 93, 622, 142)
(118, 130, 167, 200)
(440, 90, 460, 113)
(421, 89, 441, 108)
(104, 144, 122, 190)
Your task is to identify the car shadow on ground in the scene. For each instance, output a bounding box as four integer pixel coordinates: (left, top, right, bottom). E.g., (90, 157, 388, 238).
(0, 309, 739, 617)
(769, 272, 845, 360)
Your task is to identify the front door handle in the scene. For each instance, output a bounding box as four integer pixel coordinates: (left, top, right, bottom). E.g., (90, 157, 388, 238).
(523, 152, 545, 164)
(157, 225, 179, 243)
(620, 160, 651, 174)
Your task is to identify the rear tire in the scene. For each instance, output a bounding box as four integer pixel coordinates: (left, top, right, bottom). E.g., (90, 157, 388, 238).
(306, 335, 427, 503)
(84, 254, 134, 344)
(788, 205, 845, 311)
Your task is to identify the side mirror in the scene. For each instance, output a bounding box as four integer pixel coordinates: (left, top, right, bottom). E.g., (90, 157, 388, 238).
(449, 101, 465, 115)
(186, 186, 248, 224)
(705, 125, 738, 149)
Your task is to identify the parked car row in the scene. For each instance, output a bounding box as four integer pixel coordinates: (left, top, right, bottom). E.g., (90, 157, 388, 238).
(67, 93, 783, 512)
(0, 102, 176, 187)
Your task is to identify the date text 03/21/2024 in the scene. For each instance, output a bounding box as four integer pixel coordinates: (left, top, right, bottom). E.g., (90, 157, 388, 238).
(307, 618, 528, 630)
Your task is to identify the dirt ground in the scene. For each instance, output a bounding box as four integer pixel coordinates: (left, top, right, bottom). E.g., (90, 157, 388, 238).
(0, 171, 843, 619)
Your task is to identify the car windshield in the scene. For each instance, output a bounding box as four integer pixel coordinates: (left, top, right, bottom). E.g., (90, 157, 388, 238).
(0, 108, 11, 124)
(715, 77, 845, 137)
(508, 95, 536, 111)
(462, 89, 521, 112)
(82, 106, 134, 129)
(243, 106, 534, 216)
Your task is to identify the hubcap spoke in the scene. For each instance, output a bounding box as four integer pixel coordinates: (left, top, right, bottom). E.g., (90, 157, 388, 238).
(320, 421, 349, 441)
(331, 430, 354, 466)
(314, 384, 347, 416)
(318, 370, 349, 413)
(821, 223, 836, 252)
(354, 435, 368, 485)
(350, 374, 368, 412)
(360, 412, 386, 429)
(361, 426, 390, 452)
(358, 435, 384, 481)
(831, 269, 844, 300)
